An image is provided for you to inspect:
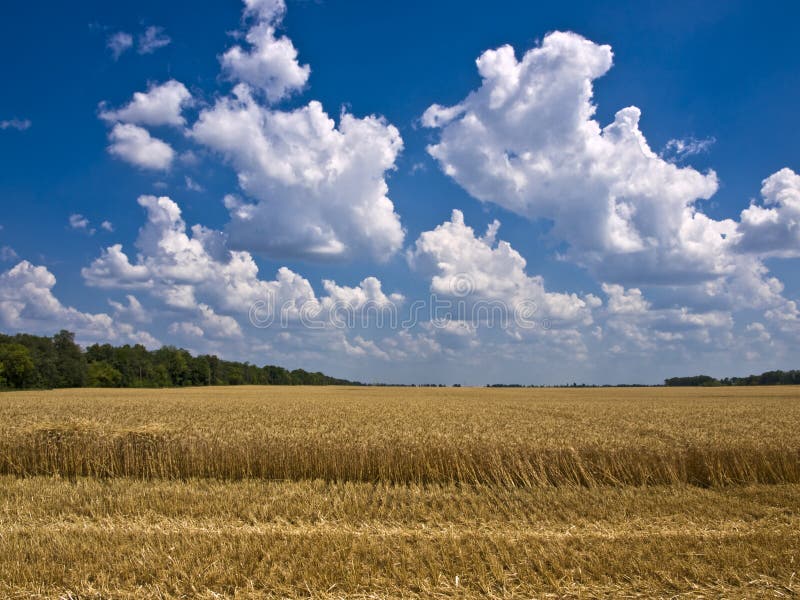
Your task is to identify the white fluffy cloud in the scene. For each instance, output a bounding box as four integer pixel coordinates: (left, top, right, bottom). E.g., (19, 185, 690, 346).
(412, 32, 800, 376)
(96, 0, 404, 265)
(737, 168, 800, 257)
(221, 0, 309, 103)
(83, 195, 304, 328)
(108, 294, 149, 323)
(408, 209, 594, 326)
(321, 277, 403, 313)
(82, 195, 403, 357)
(107, 123, 174, 170)
(68, 12, 798, 381)
(0, 261, 158, 347)
(423, 32, 732, 286)
(192, 85, 405, 261)
(397, 208, 766, 372)
(598, 283, 734, 355)
(422, 30, 800, 332)
(168, 321, 205, 338)
(100, 80, 192, 127)
(169, 305, 243, 341)
(82, 244, 151, 289)
(601, 283, 649, 315)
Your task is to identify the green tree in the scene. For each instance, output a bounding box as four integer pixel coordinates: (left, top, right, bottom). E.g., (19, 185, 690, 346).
(0, 343, 37, 389)
(189, 356, 212, 386)
(53, 330, 87, 387)
(87, 361, 123, 387)
(0, 330, 360, 389)
(151, 364, 172, 387)
(664, 375, 719, 387)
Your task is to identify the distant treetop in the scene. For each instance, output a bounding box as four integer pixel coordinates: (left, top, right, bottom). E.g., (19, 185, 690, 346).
(0, 330, 360, 390)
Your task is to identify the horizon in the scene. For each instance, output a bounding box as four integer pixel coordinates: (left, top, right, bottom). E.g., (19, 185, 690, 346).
(1, 0, 799, 385)
(4, 327, 798, 388)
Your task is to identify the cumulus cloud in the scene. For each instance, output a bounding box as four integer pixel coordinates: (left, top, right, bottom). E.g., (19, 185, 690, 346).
(196, 303, 243, 339)
(168, 305, 243, 340)
(423, 32, 730, 285)
(423, 32, 733, 278)
(408, 209, 594, 327)
(599, 283, 734, 354)
(107, 32, 133, 60)
(80, 194, 410, 362)
(96, 0, 403, 266)
(601, 283, 649, 315)
(137, 26, 171, 55)
(168, 321, 205, 338)
(421, 30, 800, 329)
(67, 189, 798, 380)
(317, 277, 404, 332)
(72, 12, 799, 380)
(69, 214, 89, 229)
(100, 80, 192, 127)
(107, 123, 175, 170)
(321, 277, 403, 310)
(84, 195, 311, 319)
(221, 0, 310, 103)
(108, 294, 149, 323)
(192, 84, 404, 261)
(83, 195, 403, 325)
(746, 321, 772, 343)
(763, 298, 800, 345)
(82, 243, 152, 289)
(0, 261, 157, 346)
(100, 220, 114, 232)
(737, 168, 800, 257)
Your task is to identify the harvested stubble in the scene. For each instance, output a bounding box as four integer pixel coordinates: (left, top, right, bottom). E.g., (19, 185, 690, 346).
(2, 386, 800, 598)
(1, 385, 799, 486)
(0, 477, 798, 598)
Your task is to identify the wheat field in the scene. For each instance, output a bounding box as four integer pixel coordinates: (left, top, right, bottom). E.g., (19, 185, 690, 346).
(1, 385, 799, 598)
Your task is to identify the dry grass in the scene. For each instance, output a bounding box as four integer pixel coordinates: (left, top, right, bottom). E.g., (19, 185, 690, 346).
(1, 385, 799, 598)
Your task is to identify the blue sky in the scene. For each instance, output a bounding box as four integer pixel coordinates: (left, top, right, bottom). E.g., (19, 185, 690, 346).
(1, 0, 798, 384)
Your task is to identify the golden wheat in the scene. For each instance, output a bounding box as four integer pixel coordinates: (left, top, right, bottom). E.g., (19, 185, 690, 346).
(1, 385, 799, 485)
(1, 385, 799, 598)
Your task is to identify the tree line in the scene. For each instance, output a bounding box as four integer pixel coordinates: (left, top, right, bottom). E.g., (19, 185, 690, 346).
(0, 330, 359, 390)
(665, 371, 800, 387)
(3, 329, 797, 390)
